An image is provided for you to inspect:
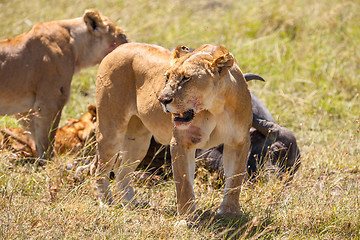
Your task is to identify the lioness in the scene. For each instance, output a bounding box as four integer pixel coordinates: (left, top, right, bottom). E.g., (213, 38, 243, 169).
(95, 43, 252, 215)
(54, 105, 96, 155)
(1, 105, 96, 158)
(0, 9, 128, 160)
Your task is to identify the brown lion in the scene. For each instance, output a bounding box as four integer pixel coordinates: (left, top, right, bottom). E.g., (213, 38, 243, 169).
(94, 43, 252, 216)
(0, 9, 128, 160)
(54, 105, 96, 156)
(0, 105, 96, 158)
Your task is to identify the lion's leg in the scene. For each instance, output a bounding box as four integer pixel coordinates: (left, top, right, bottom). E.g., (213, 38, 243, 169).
(114, 116, 152, 206)
(29, 104, 63, 160)
(95, 126, 125, 206)
(17, 113, 38, 157)
(170, 136, 196, 215)
(220, 136, 251, 215)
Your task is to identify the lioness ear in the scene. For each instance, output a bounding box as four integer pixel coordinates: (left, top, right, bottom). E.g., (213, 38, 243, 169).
(87, 105, 96, 116)
(83, 9, 108, 36)
(172, 45, 192, 59)
(212, 52, 234, 77)
(87, 105, 97, 122)
(170, 45, 192, 65)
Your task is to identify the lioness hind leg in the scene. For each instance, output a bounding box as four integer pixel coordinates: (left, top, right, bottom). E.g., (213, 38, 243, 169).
(220, 138, 251, 215)
(113, 116, 152, 206)
(96, 126, 125, 206)
(30, 106, 63, 161)
(16, 113, 38, 156)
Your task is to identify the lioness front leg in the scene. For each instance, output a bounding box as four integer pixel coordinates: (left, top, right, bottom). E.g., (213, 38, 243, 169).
(170, 136, 196, 215)
(220, 136, 251, 215)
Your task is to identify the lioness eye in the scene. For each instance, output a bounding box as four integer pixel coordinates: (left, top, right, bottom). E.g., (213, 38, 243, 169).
(165, 74, 170, 83)
(183, 76, 191, 82)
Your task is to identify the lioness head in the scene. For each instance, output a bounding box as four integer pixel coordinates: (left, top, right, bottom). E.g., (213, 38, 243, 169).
(158, 44, 234, 128)
(83, 9, 128, 45)
(75, 9, 128, 70)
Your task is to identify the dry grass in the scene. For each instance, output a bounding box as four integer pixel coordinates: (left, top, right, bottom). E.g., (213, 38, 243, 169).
(1, 0, 359, 238)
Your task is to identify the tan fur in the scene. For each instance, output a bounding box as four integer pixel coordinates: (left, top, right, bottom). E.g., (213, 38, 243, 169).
(94, 43, 252, 215)
(54, 105, 96, 155)
(0, 127, 36, 157)
(0, 105, 97, 157)
(0, 9, 128, 159)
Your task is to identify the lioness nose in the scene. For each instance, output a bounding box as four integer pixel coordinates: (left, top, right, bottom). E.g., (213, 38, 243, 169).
(158, 94, 173, 105)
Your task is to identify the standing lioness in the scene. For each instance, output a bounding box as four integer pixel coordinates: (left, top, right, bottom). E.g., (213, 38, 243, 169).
(0, 9, 128, 160)
(95, 43, 252, 215)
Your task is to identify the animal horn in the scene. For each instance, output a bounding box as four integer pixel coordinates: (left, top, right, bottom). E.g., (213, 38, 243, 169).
(244, 73, 265, 82)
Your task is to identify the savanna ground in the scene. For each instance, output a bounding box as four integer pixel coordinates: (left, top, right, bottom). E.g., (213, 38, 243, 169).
(0, 0, 359, 239)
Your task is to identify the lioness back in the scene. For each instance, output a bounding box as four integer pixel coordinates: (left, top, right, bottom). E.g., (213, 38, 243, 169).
(0, 24, 75, 115)
(96, 43, 174, 145)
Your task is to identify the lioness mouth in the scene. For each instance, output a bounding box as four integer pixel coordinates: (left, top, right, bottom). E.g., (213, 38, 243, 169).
(172, 109, 195, 122)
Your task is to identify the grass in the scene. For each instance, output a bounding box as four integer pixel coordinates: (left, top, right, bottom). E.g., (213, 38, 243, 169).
(1, 0, 360, 238)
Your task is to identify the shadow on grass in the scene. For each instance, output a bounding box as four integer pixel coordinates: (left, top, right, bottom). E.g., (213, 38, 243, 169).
(196, 209, 277, 239)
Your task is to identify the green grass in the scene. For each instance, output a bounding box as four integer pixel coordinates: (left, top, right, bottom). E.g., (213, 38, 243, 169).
(1, 0, 360, 238)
